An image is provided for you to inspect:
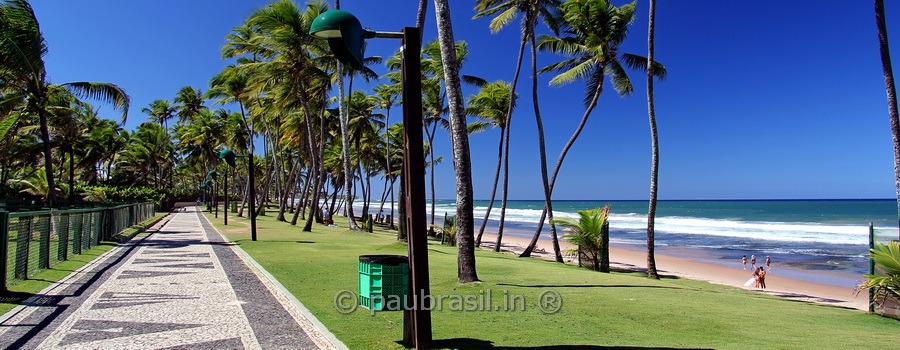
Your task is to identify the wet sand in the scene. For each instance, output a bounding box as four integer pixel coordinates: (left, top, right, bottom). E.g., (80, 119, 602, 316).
(477, 233, 869, 310)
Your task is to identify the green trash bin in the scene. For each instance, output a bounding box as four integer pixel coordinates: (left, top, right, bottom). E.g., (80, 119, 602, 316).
(358, 255, 409, 311)
(231, 201, 237, 213)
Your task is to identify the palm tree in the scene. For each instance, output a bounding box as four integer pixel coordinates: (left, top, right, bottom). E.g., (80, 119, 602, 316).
(373, 83, 400, 225)
(859, 241, 900, 306)
(142, 99, 177, 131)
(241, 0, 338, 231)
(876, 0, 900, 240)
(552, 206, 610, 272)
(433, 0, 478, 283)
(80, 117, 127, 183)
(208, 65, 255, 218)
(174, 108, 224, 172)
(521, 0, 665, 261)
(473, 0, 562, 261)
(173, 86, 206, 124)
(0, 0, 130, 207)
(386, 39, 483, 230)
(466, 81, 516, 250)
(117, 122, 173, 187)
(645, 0, 660, 278)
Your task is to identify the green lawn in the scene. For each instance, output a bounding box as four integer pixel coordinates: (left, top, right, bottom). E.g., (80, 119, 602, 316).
(209, 209, 898, 349)
(0, 213, 165, 316)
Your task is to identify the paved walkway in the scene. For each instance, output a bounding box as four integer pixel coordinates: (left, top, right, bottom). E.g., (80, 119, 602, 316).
(0, 207, 344, 349)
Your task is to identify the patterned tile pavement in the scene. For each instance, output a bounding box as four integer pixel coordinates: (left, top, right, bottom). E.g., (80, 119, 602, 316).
(0, 207, 346, 350)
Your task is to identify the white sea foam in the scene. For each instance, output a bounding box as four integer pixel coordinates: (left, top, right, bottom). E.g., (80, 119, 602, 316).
(358, 202, 896, 247)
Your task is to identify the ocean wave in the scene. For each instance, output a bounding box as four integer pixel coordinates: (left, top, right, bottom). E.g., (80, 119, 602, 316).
(355, 202, 895, 246)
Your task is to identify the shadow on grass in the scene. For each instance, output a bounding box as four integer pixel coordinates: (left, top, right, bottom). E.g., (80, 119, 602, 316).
(497, 283, 685, 290)
(426, 338, 712, 349)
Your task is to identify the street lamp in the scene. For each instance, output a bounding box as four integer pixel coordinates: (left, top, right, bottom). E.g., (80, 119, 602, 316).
(208, 170, 219, 218)
(311, 10, 431, 349)
(220, 148, 257, 241)
(203, 179, 213, 212)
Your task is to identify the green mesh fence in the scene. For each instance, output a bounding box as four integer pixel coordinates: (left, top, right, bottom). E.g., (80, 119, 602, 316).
(0, 202, 155, 290)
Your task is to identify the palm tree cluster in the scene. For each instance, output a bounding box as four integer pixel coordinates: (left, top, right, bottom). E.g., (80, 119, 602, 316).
(473, 0, 665, 277)
(2, 0, 675, 282)
(1, 0, 130, 205)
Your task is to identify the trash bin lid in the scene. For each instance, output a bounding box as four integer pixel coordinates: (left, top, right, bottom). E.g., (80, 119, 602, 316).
(359, 255, 408, 265)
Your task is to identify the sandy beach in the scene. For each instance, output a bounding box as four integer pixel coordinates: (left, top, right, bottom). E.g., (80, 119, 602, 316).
(477, 233, 869, 311)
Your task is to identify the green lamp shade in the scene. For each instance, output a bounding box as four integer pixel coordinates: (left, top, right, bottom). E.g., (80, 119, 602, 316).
(219, 149, 237, 168)
(204, 179, 213, 188)
(208, 170, 218, 180)
(200, 183, 207, 189)
(309, 10, 374, 71)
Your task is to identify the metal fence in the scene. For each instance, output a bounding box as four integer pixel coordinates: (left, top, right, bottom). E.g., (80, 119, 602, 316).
(0, 202, 155, 290)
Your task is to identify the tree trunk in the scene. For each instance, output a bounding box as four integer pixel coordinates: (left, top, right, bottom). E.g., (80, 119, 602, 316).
(426, 122, 437, 228)
(37, 107, 57, 207)
(339, 70, 361, 230)
(476, 126, 503, 247)
(69, 147, 75, 203)
(601, 221, 610, 273)
(389, 176, 397, 229)
(877, 0, 900, 240)
(397, 172, 407, 241)
(520, 32, 557, 261)
(492, 36, 529, 252)
(434, 0, 478, 283)
(522, 75, 604, 260)
(646, 0, 660, 279)
(291, 163, 310, 225)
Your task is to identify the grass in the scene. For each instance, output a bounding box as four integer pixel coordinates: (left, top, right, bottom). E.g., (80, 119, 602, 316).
(0, 213, 165, 316)
(206, 209, 900, 349)
(213, 209, 893, 348)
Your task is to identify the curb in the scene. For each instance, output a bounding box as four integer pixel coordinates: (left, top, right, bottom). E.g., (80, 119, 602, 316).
(198, 212, 349, 350)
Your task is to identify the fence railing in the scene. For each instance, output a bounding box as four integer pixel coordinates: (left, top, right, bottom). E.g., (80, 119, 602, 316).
(0, 202, 155, 291)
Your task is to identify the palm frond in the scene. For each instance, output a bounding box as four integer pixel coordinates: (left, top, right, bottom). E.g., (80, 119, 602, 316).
(62, 82, 130, 122)
(488, 6, 519, 33)
(466, 121, 491, 134)
(606, 60, 633, 96)
(536, 35, 582, 56)
(0, 113, 19, 140)
(0, 0, 47, 81)
(859, 242, 900, 304)
(462, 75, 488, 87)
(620, 53, 667, 80)
(549, 60, 595, 87)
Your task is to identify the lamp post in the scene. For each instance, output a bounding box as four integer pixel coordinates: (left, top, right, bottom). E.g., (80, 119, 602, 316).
(208, 170, 219, 218)
(203, 179, 213, 212)
(311, 10, 431, 349)
(223, 164, 229, 225)
(220, 148, 257, 241)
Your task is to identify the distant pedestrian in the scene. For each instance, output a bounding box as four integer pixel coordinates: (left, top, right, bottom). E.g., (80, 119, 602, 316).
(765, 255, 771, 271)
(741, 255, 747, 270)
(757, 267, 767, 289)
(744, 268, 758, 288)
(750, 255, 757, 270)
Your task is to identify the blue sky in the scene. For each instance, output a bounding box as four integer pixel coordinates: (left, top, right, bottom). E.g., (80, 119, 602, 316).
(30, 0, 900, 200)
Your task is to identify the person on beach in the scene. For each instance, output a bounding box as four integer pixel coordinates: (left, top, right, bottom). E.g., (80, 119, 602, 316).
(741, 255, 747, 270)
(757, 267, 767, 289)
(744, 268, 759, 288)
(750, 255, 757, 270)
(765, 255, 771, 271)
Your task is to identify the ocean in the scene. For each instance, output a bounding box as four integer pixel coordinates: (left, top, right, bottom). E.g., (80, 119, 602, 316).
(367, 199, 900, 288)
